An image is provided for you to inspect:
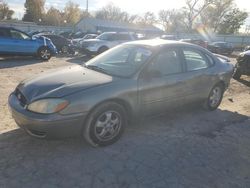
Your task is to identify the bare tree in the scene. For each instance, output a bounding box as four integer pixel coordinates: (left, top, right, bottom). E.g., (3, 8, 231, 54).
(63, 1, 81, 24)
(183, 0, 213, 31)
(94, 3, 141, 24)
(44, 6, 62, 26)
(136, 12, 156, 26)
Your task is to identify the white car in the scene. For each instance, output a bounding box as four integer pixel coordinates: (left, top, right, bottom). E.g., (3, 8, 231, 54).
(72, 34, 98, 47)
(80, 32, 137, 55)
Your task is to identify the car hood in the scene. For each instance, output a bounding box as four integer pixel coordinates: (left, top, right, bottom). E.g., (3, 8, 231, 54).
(240, 50, 250, 56)
(16, 65, 113, 103)
(33, 35, 51, 43)
(83, 38, 104, 43)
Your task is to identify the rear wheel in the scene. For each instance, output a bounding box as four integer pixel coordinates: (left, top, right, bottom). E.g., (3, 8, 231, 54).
(38, 47, 52, 60)
(203, 84, 224, 111)
(83, 102, 127, 147)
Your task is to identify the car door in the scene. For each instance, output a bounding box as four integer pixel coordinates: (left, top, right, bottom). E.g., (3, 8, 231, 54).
(8, 29, 38, 54)
(115, 34, 132, 44)
(180, 47, 215, 103)
(0, 28, 13, 54)
(138, 47, 188, 115)
(105, 34, 119, 48)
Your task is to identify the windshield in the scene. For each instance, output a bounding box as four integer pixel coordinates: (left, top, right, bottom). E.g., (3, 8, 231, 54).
(85, 44, 153, 77)
(96, 33, 114, 40)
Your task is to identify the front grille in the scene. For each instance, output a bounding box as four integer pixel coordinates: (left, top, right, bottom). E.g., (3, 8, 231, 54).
(14, 88, 27, 107)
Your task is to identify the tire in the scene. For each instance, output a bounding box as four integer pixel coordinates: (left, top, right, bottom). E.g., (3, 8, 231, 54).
(203, 84, 224, 111)
(61, 45, 69, 54)
(83, 102, 127, 147)
(38, 47, 52, 61)
(98, 46, 109, 54)
(233, 69, 241, 80)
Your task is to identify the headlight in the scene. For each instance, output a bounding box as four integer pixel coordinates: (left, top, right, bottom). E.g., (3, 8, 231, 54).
(27, 99, 69, 114)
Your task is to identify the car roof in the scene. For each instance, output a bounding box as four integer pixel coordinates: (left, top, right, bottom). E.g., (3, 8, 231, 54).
(125, 39, 197, 48)
(213, 41, 228, 44)
(0, 27, 18, 30)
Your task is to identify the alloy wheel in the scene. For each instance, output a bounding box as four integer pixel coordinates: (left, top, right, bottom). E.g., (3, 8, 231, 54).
(94, 111, 121, 141)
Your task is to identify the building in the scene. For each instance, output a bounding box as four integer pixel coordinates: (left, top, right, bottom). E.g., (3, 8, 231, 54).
(76, 17, 163, 36)
(0, 20, 72, 33)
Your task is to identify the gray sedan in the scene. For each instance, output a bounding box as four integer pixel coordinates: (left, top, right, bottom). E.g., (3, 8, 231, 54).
(8, 40, 234, 147)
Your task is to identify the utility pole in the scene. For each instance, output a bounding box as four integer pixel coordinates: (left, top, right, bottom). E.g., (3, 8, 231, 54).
(86, 0, 88, 13)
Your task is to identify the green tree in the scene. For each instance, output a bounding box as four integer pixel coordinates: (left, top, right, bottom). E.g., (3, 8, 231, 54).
(63, 1, 81, 24)
(217, 8, 248, 34)
(0, 1, 14, 20)
(22, 0, 45, 23)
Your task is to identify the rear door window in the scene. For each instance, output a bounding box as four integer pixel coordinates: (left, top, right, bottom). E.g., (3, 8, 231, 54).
(183, 49, 209, 71)
(151, 48, 183, 76)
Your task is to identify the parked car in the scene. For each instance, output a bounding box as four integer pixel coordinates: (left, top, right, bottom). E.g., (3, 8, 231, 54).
(180, 39, 208, 48)
(208, 42, 234, 55)
(70, 31, 86, 39)
(59, 31, 72, 39)
(8, 40, 234, 147)
(37, 34, 75, 54)
(0, 27, 57, 60)
(80, 32, 137, 56)
(160, 35, 177, 40)
(233, 50, 250, 79)
(72, 34, 98, 47)
(244, 45, 250, 51)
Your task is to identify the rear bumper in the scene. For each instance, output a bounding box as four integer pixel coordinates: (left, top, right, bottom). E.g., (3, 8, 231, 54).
(8, 93, 87, 139)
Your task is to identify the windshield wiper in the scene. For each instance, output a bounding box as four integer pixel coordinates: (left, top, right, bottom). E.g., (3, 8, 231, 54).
(84, 64, 109, 74)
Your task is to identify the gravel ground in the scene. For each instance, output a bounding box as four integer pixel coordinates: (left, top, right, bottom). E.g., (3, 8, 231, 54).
(0, 55, 250, 188)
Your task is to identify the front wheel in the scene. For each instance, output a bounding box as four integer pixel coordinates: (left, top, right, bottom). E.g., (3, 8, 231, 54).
(83, 102, 127, 147)
(38, 47, 52, 61)
(233, 69, 241, 80)
(203, 84, 224, 111)
(61, 45, 69, 54)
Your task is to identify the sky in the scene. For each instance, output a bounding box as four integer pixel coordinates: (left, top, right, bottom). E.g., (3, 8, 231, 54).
(6, 0, 250, 21)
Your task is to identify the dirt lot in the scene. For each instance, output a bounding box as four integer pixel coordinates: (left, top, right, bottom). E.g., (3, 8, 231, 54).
(0, 55, 250, 188)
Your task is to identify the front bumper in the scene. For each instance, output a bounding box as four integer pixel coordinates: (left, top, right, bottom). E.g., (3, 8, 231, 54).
(79, 45, 99, 55)
(8, 93, 87, 139)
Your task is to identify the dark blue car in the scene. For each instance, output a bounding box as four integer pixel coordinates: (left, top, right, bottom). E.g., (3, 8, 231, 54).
(0, 27, 57, 60)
